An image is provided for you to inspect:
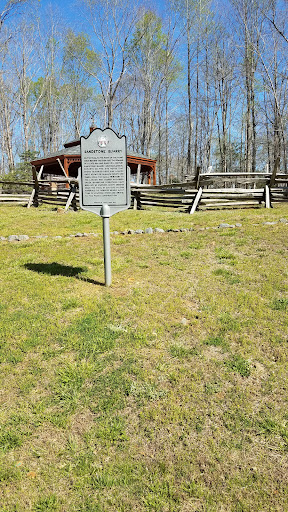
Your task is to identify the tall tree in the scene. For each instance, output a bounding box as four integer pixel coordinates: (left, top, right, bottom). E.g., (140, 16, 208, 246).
(0, 64, 15, 171)
(231, 0, 265, 173)
(0, 0, 28, 172)
(256, 1, 288, 172)
(62, 30, 99, 139)
(0, 0, 26, 30)
(172, 0, 215, 175)
(31, 8, 65, 155)
(129, 11, 179, 158)
(80, 0, 140, 128)
(10, 13, 47, 152)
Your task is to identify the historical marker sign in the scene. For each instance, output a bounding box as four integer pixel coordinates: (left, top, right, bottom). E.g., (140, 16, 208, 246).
(79, 127, 130, 216)
(79, 127, 130, 286)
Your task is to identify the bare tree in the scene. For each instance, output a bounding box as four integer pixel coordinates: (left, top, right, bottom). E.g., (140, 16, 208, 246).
(0, 0, 27, 171)
(256, 2, 288, 172)
(263, 1, 288, 44)
(9, 13, 48, 152)
(32, 7, 65, 154)
(0, 0, 26, 30)
(79, 0, 140, 128)
(128, 10, 180, 163)
(0, 65, 16, 171)
(62, 30, 97, 139)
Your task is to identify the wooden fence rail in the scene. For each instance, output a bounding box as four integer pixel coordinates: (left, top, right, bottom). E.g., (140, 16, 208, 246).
(0, 172, 288, 212)
(131, 173, 288, 213)
(0, 179, 33, 204)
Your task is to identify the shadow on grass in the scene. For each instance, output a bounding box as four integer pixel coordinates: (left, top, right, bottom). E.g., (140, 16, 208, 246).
(24, 262, 104, 286)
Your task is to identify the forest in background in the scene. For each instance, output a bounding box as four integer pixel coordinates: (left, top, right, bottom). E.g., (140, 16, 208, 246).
(0, 0, 288, 184)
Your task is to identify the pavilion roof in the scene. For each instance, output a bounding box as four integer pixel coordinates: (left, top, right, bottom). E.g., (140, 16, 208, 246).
(31, 144, 156, 165)
(30, 135, 157, 184)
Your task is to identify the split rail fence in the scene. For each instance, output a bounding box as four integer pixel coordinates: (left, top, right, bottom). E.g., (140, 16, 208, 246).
(0, 171, 287, 213)
(0, 180, 33, 205)
(131, 172, 288, 212)
(28, 180, 79, 210)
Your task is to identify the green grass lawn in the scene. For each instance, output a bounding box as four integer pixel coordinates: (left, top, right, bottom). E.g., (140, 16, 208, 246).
(0, 204, 287, 511)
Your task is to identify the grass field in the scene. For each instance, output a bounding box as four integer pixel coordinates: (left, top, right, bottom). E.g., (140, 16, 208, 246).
(0, 204, 287, 512)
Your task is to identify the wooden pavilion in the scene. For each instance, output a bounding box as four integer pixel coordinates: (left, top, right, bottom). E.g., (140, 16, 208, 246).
(31, 132, 157, 185)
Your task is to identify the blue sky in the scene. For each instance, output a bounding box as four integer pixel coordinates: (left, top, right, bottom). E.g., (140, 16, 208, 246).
(36, 0, 166, 25)
(36, 0, 84, 28)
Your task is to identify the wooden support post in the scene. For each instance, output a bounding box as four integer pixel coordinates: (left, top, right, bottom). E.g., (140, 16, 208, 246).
(136, 164, 141, 185)
(38, 165, 44, 181)
(188, 187, 202, 214)
(265, 185, 271, 208)
(57, 158, 70, 190)
(27, 188, 35, 208)
(270, 156, 279, 188)
(57, 158, 68, 177)
(28, 165, 43, 208)
(152, 163, 157, 185)
(35, 165, 44, 207)
(72, 191, 77, 211)
(65, 182, 78, 211)
(65, 192, 75, 211)
(133, 190, 140, 210)
(196, 166, 201, 189)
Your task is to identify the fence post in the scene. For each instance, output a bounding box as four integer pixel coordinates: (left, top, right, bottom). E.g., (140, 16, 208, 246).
(132, 189, 141, 210)
(270, 156, 279, 188)
(71, 182, 78, 210)
(136, 164, 141, 185)
(28, 167, 37, 208)
(28, 165, 42, 208)
(265, 185, 271, 208)
(189, 187, 203, 214)
(64, 181, 78, 211)
(196, 166, 201, 189)
(27, 188, 36, 208)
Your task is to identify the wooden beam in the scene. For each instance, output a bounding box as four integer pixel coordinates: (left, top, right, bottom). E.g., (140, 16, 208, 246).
(199, 172, 270, 177)
(265, 185, 271, 208)
(27, 189, 35, 208)
(270, 156, 280, 187)
(199, 201, 261, 206)
(38, 165, 44, 180)
(57, 158, 69, 178)
(195, 166, 201, 189)
(28, 165, 43, 208)
(189, 187, 202, 214)
(152, 163, 157, 185)
(0, 180, 34, 186)
(65, 191, 76, 211)
(136, 164, 141, 185)
(199, 202, 262, 209)
(64, 157, 69, 177)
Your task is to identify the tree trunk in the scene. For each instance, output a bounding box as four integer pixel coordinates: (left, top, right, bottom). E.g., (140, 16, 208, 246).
(187, 16, 192, 177)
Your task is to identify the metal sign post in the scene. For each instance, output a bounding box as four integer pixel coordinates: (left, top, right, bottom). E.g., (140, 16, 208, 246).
(79, 128, 130, 286)
(100, 204, 112, 286)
